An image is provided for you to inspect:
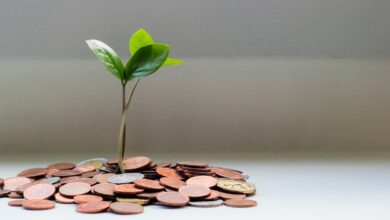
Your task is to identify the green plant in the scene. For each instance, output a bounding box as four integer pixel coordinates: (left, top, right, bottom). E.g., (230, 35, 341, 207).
(86, 28, 183, 173)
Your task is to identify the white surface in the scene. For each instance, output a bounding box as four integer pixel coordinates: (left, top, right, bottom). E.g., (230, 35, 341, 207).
(0, 152, 389, 220)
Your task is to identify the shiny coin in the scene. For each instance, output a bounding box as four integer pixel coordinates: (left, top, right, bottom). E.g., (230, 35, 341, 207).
(114, 184, 144, 195)
(76, 201, 111, 213)
(92, 183, 116, 197)
(213, 167, 244, 180)
(93, 173, 115, 183)
(216, 190, 246, 200)
(81, 171, 102, 178)
(16, 182, 41, 193)
(54, 192, 74, 204)
(45, 168, 59, 177)
(110, 202, 144, 214)
(189, 199, 224, 207)
(116, 198, 150, 205)
(123, 156, 152, 171)
(52, 170, 81, 177)
(224, 198, 257, 208)
(179, 185, 211, 199)
(74, 194, 103, 204)
(217, 179, 256, 195)
(47, 162, 76, 170)
(76, 158, 107, 169)
(59, 182, 91, 197)
(0, 189, 11, 197)
(8, 199, 26, 207)
(159, 177, 186, 190)
(73, 165, 96, 173)
(108, 173, 144, 184)
(186, 176, 218, 188)
(204, 190, 220, 200)
(23, 183, 55, 200)
(23, 199, 55, 210)
(177, 161, 208, 168)
(4, 177, 32, 191)
(134, 179, 165, 191)
(156, 167, 183, 179)
(62, 177, 97, 186)
(18, 168, 47, 178)
(40, 177, 61, 184)
(156, 191, 189, 207)
(136, 192, 160, 199)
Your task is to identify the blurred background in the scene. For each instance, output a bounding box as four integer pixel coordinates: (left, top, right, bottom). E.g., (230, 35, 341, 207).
(1, 0, 390, 154)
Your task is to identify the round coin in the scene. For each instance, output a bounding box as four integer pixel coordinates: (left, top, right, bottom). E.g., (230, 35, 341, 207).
(53, 170, 81, 177)
(217, 190, 246, 200)
(18, 168, 47, 178)
(47, 162, 76, 170)
(224, 199, 257, 208)
(63, 177, 97, 186)
(134, 179, 165, 191)
(213, 167, 244, 180)
(54, 192, 74, 204)
(8, 191, 23, 199)
(4, 177, 32, 191)
(23, 183, 55, 200)
(177, 161, 208, 168)
(156, 167, 183, 179)
(76, 201, 111, 213)
(217, 179, 256, 195)
(92, 183, 116, 197)
(204, 190, 220, 200)
(116, 198, 150, 205)
(23, 199, 55, 210)
(114, 184, 144, 195)
(76, 158, 107, 169)
(16, 182, 41, 193)
(73, 165, 96, 173)
(179, 185, 211, 199)
(156, 191, 189, 207)
(93, 173, 115, 183)
(74, 194, 103, 204)
(186, 176, 217, 188)
(123, 156, 152, 171)
(81, 171, 101, 178)
(40, 177, 61, 184)
(108, 173, 144, 184)
(8, 199, 26, 207)
(110, 202, 144, 215)
(189, 199, 224, 207)
(59, 182, 91, 197)
(159, 177, 186, 190)
(136, 192, 160, 199)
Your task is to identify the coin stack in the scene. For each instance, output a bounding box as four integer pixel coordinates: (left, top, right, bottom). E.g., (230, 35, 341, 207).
(0, 156, 257, 214)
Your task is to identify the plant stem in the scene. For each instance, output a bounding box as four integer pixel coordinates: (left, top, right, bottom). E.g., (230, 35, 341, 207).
(121, 82, 126, 166)
(117, 79, 140, 173)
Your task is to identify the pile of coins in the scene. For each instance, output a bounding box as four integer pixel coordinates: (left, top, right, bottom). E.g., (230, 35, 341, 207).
(0, 156, 257, 214)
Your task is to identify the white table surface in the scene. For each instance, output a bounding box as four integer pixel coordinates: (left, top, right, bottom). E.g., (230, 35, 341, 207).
(0, 151, 389, 220)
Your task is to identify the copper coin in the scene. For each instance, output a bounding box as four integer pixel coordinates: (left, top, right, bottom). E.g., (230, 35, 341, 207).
(114, 184, 144, 195)
(156, 167, 183, 179)
(53, 170, 81, 177)
(76, 201, 111, 213)
(204, 190, 220, 200)
(54, 192, 74, 204)
(224, 199, 257, 208)
(4, 177, 32, 191)
(47, 162, 76, 170)
(8, 191, 23, 199)
(45, 168, 59, 177)
(186, 176, 217, 188)
(40, 176, 61, 185)
(110, 202, 144, 215)
(18, 168, 47, 178)
(213, 167, 244, 180)
(156, 191, 189, 207)
(17, 181, 41, 193)
(63, 177, 97, 186)
(134, 179, 165, 191)
(178, 185, 211, 199)
(23, 183, 56, 200)
(217, 190, 246, 200)
(74, 194, 103, 204)
(159, 177, 186, 190)
(8, 199, 26, 207)
(0, 189, 11, 197)
(0, 178, 4, 187)
(123, 156, 152, 171)
(60, 176, 81, 184)
(157, 162, 172, 167)
(136, 192, 160, 199)
(73, 165, 96, 173)
(23, 199, 55, 210)
(177, 161, 208, 168)
(81, 171, 102, 178)
(189, 199, 224, 207)
(93, 173, 115, 183)
(92, 183, 116, 197)
(59, 182, 91, 197)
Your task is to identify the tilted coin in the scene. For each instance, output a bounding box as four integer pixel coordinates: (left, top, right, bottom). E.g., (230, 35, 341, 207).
(217, 179, 256, 195)
(23, 183, 56, 200)
(18, 168, 47, 178)
(47, 162, 76, 170)
(39, 177, 61, 184)
(81, 171, 102, 178)
(178, 185, 211, 199)
(76, 158, 107, 169)
(204, 190, 220, 200)
(73, 165, 96, 173)
(186, 176, 218, 188)
(52, 170, 81, 177)
(156, 167, 183, 179)
(134, 179, 165, 191)
(114, 184, 144, 195)
(136, 192, 160, 199)
(110, 202, 144, 215)
(22, 199, 55, 210)
(159, 177, 186, 190)
(93, 173, 115, 183)
(98, 166, 116, 173)
(0, 189, 11, 197)
(215, 190, 246, 200)
(4, 177, 32, 191)
(116, 198, 150, 205)
(76, 201, 111, 213)
(156, 191, 189, 207)
(224, 199, 257, 208)
(189, 199, 224, 207)
(59, 182, 91, 197)
(55, 192, 74, 204)
(108, 173, 144, 184)
(123, 156, 152, 171)
(8, 191, 23, 199)
(92, 183, 116, 197)
(74, 194, 103, 204)
(62, 177, 97, 186)
(177, 161, 208, 168)
(45, 168, 59, 177)
(16, 182, 41, 193)
(213, 167, 244, 180)
(8, 199, 26, 207)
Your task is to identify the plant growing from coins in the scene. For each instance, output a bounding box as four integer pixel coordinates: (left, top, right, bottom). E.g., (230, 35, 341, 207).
(86, 29, 183, 173)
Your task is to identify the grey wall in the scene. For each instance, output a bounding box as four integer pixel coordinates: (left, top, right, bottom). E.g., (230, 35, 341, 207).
(1, 1, 390, 153)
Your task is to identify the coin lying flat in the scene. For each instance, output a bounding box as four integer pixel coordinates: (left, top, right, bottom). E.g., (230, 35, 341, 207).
(77, 158, 107, 169)
(114, 184, 144, 195)
(16, 182, 41, 193)
(177, 162, 208, 168)
(156, 191, 189, 207)
(8, 191, 23, 198)
(108, 173, 144, 184)
(4, 177, 32, 191)
(204, 190, 220, 200)
(23, 183, 56, 200)
(156, 167, 183, 179)
(134, 179, 165, 191)
(93, 173, 115, 183)
(47, 162, 76, 170)
(8, 199, 26, 207)
(18, 168, 47, 178)
(62, 177, 97, 186)
(110, 202, 144, 215)
(189, 199, 224, 207)
(213, 167, 244, 180)
(159, 177, 186, 190)
(217, 179, 256, 195)
(59, 182, 91, 197)
(92, 183, 116, 197)
(40, 177, 61, 184)
(123, 156, 152, 171)
(54, 193, 74, 204)
(136, 192, 160, 199)
(23, 199, 55, 210)
(224, 199, 257, 208)
(186, 176, 217, 188)
(74, 194, 103, 204)
(216, 190, 246, 200)
(179, 185, 211, 199)
(76, 201, 111, 213)
(81, 171, 101, 178)
(52, 170, 81, 177)
(116, 198, 150, 205)
(73, 165, 96, 173)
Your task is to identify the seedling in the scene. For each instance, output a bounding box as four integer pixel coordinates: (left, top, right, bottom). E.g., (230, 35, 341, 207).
(86, 28, 183, 173)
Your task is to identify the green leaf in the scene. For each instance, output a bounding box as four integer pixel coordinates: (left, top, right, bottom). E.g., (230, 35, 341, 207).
(163, 57, 185, 66)
(129, 28, 154, 55)
(86, 39, 125, 80)
(125, 43, 170, 81)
